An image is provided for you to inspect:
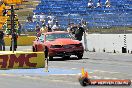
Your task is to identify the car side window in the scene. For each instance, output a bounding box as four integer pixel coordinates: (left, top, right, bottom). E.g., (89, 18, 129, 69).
(39, 34, 44, 42)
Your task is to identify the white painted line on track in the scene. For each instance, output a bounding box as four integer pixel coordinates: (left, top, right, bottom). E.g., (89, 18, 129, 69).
(94, 70, 120, 74)
(71, 68, 77, 70)
(104, 77, 113, 79)
(92, 76, 101, 79)
(50, 74, 79, 76)
(89, 72, 94, 73)
(21, 76, 40, 80)
(111, 78, 118, 79)
(1, 73, 131, 84)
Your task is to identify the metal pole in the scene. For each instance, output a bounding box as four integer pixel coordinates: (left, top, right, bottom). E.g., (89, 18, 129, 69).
(11, 5, 15, 53)
(45, 57, 49, 72)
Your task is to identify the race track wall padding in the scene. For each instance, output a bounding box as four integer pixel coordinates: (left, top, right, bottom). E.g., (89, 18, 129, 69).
(82, 34, 132, 53)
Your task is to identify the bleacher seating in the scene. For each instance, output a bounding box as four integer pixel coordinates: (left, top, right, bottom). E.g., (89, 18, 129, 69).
(22, 21, 43, 32)
(32, 0, 132, 29)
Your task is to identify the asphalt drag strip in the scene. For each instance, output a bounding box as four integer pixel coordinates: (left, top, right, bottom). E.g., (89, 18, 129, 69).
(0, 68, 131, 88)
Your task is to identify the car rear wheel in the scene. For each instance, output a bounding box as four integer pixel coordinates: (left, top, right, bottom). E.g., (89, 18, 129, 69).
(77, 54, 83, 59)
(48, 56, 53, 61)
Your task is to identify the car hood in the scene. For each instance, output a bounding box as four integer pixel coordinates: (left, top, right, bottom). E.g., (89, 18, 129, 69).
(46, 38, 81, 45)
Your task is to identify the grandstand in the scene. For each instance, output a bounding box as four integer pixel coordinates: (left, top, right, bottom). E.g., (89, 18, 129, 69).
(32, 0, 132, 29)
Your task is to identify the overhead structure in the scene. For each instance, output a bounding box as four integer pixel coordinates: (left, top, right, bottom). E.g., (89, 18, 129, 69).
(2, 0, 28, 5)
(3, 0, 22, 5)
(0, 0, 28, 53)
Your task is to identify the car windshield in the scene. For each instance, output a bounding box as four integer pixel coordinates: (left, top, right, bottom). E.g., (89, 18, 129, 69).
(46, 33, 74, 41)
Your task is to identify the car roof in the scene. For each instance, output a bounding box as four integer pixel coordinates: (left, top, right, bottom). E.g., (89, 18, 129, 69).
(42, 31, 69, 35)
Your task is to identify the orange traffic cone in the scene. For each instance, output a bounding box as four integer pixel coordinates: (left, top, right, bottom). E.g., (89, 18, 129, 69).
(81, 68, 89, 78)
(84, 71, 89, 78)
(79, 68, 90, 86)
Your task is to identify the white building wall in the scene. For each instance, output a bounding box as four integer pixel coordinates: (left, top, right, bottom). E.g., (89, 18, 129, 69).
(126, 34, 132, 53)
(82, 34, 131, 53)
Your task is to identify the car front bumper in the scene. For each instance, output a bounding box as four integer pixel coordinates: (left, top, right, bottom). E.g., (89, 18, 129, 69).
(49, 48, 84, 57)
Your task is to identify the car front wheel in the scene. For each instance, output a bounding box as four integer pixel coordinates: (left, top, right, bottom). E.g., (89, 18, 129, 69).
(77, 54, 83, 59)
(32, 46, 36, 52)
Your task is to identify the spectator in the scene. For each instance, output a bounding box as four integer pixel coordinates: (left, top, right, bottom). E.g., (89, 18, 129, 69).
(35, 24, 41, 37)
(81, 21, 89, 51)
(75, 24, 85, 41)
(40, 13, 46, 22)
(97, 0, 102, 8)
(10, 32, 18, 51)
(67, 23, 71, 33)
(2, 9, 8, 16)
(70, 25, 78, 36)
(47, 15, 55, 22)
(18, 22, 21, 36)
(67, 23, 78, 37)
(41, 20, 45, 25)
(88, 0, 94, 8)
(105, 0, 111, 7)
(21, 24, 26, 34)
(48, 18, 54, 28)
(0, 2, 3, 5)
(0, 30, 5, 51)
(52, 21, 60, 31)
(47, 23, 52, 32)
(40, 23, 47, 33)
(81, 20, 88, 32)
(33, 13, 37, 22)
(27, 14, 33, 22)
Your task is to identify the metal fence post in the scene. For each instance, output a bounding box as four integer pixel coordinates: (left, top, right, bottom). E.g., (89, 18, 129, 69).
(11, 5, 15, 53)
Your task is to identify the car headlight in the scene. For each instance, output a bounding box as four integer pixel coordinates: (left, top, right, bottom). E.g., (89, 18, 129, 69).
(50, 45, 63, 48)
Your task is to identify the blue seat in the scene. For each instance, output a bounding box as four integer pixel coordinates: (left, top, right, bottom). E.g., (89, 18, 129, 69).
(33, 0, 132, 28)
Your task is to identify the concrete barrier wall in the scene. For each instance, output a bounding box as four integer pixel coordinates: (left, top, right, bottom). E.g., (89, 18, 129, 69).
(82, 34, 132, 53)
(4, 36, 36, 46)
(4, 34, 132, 53)
(126, 34, 132, 53)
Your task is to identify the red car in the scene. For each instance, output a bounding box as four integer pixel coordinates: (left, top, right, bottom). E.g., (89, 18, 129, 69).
(32, 31, 84, 60)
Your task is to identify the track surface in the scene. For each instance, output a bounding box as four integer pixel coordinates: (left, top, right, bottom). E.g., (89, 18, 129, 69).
(0, 46, 131, 88)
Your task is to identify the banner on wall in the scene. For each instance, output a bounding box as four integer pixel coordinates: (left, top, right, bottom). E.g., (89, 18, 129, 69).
(0, 52, 45, 69)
